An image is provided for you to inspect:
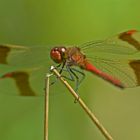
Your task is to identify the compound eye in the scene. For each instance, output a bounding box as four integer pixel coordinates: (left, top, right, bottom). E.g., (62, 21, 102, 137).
(50, 48, 62, 63)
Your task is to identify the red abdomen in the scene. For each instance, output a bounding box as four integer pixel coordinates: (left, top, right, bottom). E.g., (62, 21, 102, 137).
(84, 62, 124, 88)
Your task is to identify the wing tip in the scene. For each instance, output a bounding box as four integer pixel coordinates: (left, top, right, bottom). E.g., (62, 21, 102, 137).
(1, 72, 13, 78)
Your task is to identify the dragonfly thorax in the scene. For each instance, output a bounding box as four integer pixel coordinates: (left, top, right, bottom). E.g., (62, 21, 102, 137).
(50, 46, 67, 63)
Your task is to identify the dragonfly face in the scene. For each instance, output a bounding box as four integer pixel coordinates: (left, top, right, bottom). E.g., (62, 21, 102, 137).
(50, 46, 67, 63)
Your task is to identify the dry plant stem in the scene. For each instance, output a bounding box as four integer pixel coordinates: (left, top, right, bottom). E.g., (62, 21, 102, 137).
(44, 73, 53, 140)
(50, 66, 114, 140)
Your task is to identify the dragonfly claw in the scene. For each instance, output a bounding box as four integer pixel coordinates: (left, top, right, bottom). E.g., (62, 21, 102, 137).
(74, 96, 80, 103)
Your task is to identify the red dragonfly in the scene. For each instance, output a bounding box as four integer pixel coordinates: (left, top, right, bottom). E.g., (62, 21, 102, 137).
(0, 30, 140, 96)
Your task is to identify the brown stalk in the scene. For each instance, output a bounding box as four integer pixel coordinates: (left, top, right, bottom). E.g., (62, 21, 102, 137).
(44, 73, 53, 140)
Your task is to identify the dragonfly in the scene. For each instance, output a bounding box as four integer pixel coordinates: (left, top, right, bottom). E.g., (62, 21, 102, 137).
(0, 30, 140, 96)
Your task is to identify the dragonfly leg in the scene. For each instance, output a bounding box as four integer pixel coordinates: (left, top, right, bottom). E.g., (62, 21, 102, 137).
(59, 61, 66, 74)
(50, 62, 66, 86)
(70, 68, 85, 89)
(65, 66, 85, 92)
(50, 63, 85, 98)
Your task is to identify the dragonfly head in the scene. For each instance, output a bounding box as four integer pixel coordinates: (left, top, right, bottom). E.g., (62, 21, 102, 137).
(50, 46, 67, 63)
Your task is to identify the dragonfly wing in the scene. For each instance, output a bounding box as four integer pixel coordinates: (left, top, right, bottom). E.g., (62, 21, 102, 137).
(85, 57, 140, 88)
(79, 30, 140, 88)
(81, 30, 140, 55)
(0, 67, 49, 96)
(0, 44, 52, 96)
(0, 44, 52, 68)
(1, 71, 36, 96)
(0, 44, 28, 65)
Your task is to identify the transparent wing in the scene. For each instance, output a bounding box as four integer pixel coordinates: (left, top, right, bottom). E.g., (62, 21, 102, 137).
(87, 57, 140, 88)
(0, 44, 53, 69)
(80, 30, 140, 55)
(78, 30, 140, 88)
(0, 69, 47, 96)
(0, 44, 53, 96)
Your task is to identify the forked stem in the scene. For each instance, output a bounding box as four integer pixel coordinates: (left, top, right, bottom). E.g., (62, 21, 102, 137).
(50, 66, 114, 140)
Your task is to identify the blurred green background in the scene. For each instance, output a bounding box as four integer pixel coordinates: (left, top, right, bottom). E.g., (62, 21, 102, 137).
(0, 0, 140, 140)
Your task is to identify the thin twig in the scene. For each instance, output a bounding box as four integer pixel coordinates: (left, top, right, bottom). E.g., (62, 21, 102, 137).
(44, 73, 53, 140)
(50, 66, 114, 140)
